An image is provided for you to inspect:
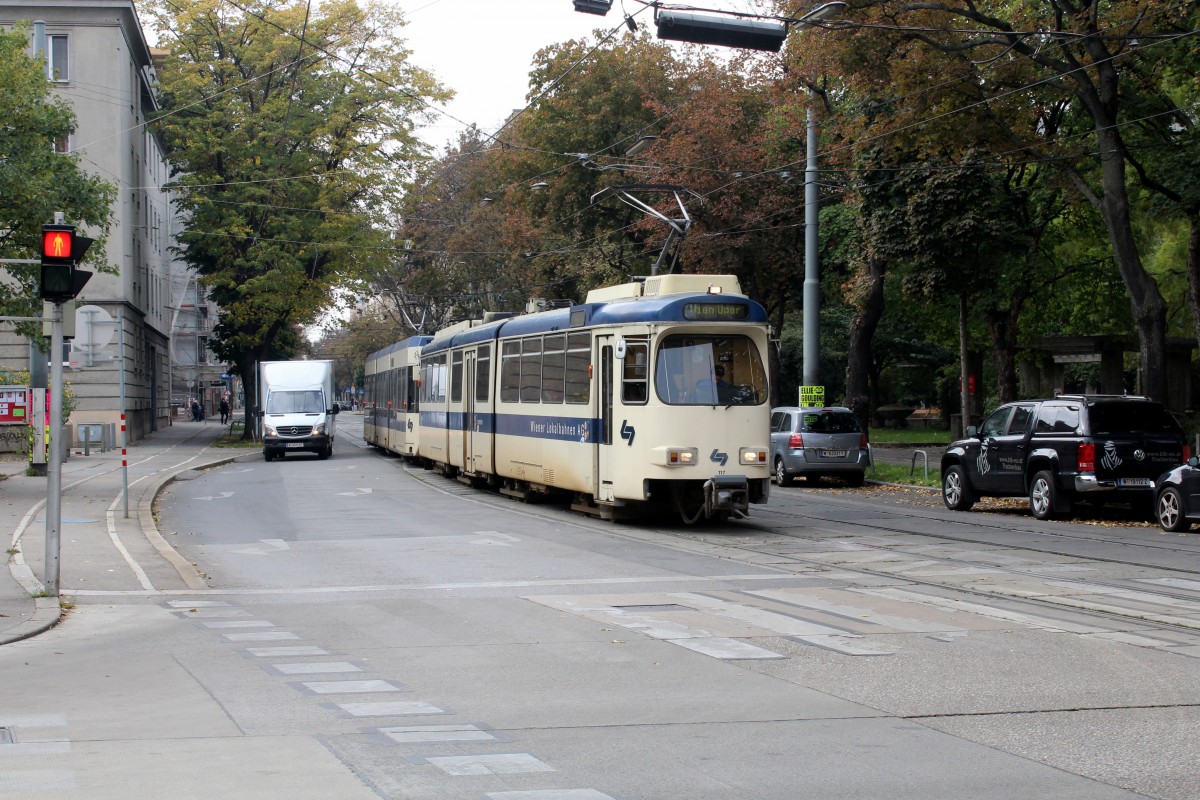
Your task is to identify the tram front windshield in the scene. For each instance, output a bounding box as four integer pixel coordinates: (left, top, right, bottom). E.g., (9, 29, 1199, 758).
(655, 334, 767, 406)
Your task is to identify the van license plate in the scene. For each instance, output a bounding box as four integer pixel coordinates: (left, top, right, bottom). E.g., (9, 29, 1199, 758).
(1117, 477, 1151, 487)
(821, 449, 847, 458)
(286, 443, 304, 449)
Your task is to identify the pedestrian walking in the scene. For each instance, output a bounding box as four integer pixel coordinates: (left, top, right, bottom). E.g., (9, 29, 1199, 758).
(191, 400, 200, 422)
(219, 397, 230, 425)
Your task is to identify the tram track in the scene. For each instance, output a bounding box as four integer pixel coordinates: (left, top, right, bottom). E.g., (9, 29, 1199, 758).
(389, 452, 1200, 641)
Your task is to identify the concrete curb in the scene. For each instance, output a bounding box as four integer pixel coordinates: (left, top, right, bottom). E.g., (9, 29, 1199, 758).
(2, 447, 258, 645)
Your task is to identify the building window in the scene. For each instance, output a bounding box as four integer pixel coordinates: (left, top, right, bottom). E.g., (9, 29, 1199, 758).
(53, 135, 70, 154)
(198, 336, 209, 365)
(47, 35, 68, 81)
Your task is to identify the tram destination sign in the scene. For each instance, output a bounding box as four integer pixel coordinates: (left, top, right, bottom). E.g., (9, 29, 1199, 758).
(682, 302, 749, 321)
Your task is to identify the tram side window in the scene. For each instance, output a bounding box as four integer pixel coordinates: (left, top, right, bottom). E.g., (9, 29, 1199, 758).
(476, 344, 490, 403)
(521, 338, 542, 403)
(407, 366, 419, 412)
(622, 340, 648, 404)
(565, 332, 590, 404)
(421, 355, 447, 403)
(542, 335, 565, 404)
(500, 341, 520, 402)
(451, 351, 463, 403)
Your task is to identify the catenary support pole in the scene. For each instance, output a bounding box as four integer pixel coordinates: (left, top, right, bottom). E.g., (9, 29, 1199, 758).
(802, 98, 820, 387)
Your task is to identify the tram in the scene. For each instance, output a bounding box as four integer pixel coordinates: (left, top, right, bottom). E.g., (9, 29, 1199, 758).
(365, 274, 772, 522)
(362, 335, 431, 457)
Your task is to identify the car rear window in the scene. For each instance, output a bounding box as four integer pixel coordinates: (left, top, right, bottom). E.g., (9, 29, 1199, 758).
(1089, 403, 1182, 436)
(801, 411, 861, 433)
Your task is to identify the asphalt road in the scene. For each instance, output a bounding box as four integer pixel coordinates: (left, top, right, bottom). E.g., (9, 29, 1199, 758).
(8, 413, 1199, 799)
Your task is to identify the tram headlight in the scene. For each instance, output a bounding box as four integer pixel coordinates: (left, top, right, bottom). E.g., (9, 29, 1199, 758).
(666, 447, 698, 466)
(739, 447, 767, 465)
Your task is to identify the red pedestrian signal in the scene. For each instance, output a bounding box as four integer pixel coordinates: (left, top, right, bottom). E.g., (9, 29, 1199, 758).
(39, 224, 92, 302)
(42, 228, 74, 261)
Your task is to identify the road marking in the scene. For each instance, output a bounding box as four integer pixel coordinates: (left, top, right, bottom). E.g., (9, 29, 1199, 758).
(485, 792, 616, 800)
(199, 620, 274, 628)
(222, 631, 300, 642)
(300, 680, 403, 694)
(246, 646, 329, 657)
(271, 661, 361, 675)
(672, 638, 783, 659)
(192, 492, 235, 501)
(380, 725, 494, 744)
(425, 753, 554, 776)
(0, 742, 71, 755)
(232, 539, 291, 555)
(337, 701, 444, 717)
(173, 608, 249, 619)
(0, 770, 76, 790)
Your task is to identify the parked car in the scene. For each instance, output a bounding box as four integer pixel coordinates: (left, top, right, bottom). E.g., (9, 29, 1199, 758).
(941, 394, 1188, 520)
(770, 406, 870, 487)
(1153, 457, 1200, 532)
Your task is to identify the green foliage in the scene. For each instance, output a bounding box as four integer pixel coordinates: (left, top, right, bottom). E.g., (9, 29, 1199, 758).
(148, 0, 448, 389)
(0, 26, 115, 331)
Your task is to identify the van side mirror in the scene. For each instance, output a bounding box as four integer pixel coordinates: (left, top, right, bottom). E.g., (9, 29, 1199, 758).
(331, 403, 340, 415)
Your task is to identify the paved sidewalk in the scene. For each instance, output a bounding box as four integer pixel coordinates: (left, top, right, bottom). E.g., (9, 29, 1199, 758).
(1, 419, 246, 645)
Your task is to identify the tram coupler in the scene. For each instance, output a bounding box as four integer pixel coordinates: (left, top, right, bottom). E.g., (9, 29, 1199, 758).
(704, 475, 750, 518)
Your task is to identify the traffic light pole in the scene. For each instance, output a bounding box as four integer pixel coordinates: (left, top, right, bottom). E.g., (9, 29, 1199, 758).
(44, 301, 64, 596)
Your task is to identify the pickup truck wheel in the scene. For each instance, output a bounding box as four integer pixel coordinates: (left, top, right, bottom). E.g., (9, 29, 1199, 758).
(942, 465, 974, 511)
(1029, 470, 1063, 520)
(1156, 487, 1191, 532)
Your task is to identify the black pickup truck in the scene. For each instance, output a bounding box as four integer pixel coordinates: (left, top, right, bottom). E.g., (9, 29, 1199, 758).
(940, 395, 1188, 520)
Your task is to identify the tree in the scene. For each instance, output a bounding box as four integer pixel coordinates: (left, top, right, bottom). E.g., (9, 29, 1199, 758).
(0, 26, 114, 330)
(820, 0, 1195, 404)
(148, 0, 448, 435)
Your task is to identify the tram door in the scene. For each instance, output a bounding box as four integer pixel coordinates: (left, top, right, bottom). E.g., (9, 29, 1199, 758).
(462, 349, 476, 473)
(595, 337, 615, 502)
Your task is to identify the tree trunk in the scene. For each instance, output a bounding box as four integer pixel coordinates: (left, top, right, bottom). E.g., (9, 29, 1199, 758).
(239, 361, 258, 442)
(1093, 121, 1169, 403)
(959, 293, 971, 439)
(844, 255, 885, 431)
(1187, 215, 1200, 364)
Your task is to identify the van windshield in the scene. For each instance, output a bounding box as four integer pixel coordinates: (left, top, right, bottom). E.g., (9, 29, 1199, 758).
(266, 390, 325, 414)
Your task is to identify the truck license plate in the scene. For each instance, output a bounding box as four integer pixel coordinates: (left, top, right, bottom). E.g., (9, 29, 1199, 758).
(286, 442, 304, 449)
(1117, 477, 1151, 487)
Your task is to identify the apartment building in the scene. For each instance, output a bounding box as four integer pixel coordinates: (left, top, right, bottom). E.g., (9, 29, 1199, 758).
(0, 0, 227, 439)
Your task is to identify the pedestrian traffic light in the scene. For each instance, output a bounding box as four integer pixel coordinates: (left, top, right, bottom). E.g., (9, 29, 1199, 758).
(39, 224, 93, 302)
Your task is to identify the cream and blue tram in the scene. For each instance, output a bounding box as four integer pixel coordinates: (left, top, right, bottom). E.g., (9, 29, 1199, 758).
(362, 335, 432, 456)
(416, 274, 771, 522)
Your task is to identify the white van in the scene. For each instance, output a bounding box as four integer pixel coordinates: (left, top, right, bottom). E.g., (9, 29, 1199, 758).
(258, 360, 339, 461)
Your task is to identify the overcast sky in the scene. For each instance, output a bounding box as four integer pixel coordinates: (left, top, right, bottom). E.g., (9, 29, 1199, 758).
(388, 0, 766, 150)
(389, 0, 622, 149)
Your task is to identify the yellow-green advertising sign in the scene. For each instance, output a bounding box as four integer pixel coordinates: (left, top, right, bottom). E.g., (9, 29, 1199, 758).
(800, 385, 825, 407)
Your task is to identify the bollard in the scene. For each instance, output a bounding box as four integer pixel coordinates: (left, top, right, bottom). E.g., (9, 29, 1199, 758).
(910, 449, 929, 480)
(82, 424, 91, 456)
